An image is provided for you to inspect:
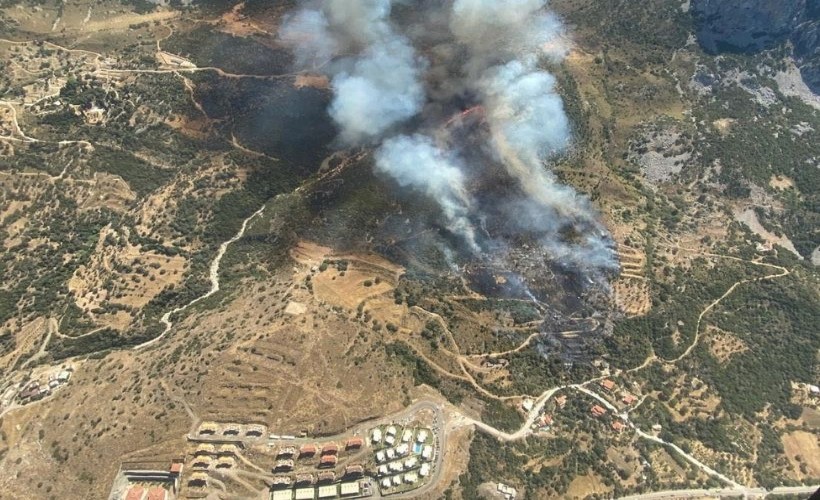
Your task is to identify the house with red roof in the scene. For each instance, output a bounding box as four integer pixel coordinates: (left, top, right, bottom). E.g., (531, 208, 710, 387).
(591, 405, 607, 417)
(146, 486, 167, 500)
(125, 486, 144, 500)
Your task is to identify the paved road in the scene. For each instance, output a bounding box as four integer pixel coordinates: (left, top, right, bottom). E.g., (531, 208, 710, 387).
(383, 400, 447, 499)
(617, 485, 820, 499)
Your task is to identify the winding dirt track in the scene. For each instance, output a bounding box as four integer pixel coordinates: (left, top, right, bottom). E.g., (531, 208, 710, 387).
(132, 205, 266, 350)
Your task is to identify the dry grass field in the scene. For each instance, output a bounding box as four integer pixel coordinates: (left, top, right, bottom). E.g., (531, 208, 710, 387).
(782, 431, 820, 481)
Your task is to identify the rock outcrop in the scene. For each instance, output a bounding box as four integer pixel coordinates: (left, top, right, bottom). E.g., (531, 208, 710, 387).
(793, 19, 820, 92)
(691, 0, 820, 93)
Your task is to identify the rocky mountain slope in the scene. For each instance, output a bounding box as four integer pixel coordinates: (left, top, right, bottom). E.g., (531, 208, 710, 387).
(692, 0, 820, 91)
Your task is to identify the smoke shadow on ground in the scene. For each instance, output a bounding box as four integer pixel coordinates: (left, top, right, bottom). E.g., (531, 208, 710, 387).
(193, 75, 337, 168)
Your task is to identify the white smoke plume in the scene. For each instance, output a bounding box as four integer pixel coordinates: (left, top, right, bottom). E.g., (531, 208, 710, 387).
(278, 0, 618, 272)
(277, 9, 337, 69)
(375, 135, 479, 251)
(330, 38, 425, 144)
(279, 0, 424, 142)
(450, 0, 568, 66)
(450, 0, 616, 269)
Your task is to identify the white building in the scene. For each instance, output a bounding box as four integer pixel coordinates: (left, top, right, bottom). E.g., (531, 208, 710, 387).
(402, 429, 412, 443)
(416, 430, 428, 443)
(404, 457, 418, 469)
(340, 482, 360, 497)
(386, 448, 396, 460)
(378, 465, 389, 476)
(497, 483, 518, 499)
(375, 451, 386, 463)
(421, 445, 433, 460)
(371, 428, 382, 443)
(419, 463, 431, 477)
(385, 434, 396, 446)
(389, 461, 403, 473)
(405, 473, 418, 484)
(294, 488, 314, 500)
(396, 444, 409, 456)
(522, 399, 534, 411)
(381, 478, 391, 489)
(386, 426, 397, 436)
(392, 475, 402, 486)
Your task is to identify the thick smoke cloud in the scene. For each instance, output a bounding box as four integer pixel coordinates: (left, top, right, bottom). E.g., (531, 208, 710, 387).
(375, 135, 479, 251)
(330, 38, 425, 143)
(450, 0, 566, 58)
(278, 0, 618, 273)
(280, 0, 424, 142)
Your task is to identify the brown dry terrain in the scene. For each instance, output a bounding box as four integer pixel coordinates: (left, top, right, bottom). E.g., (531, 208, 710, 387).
(782, 431, 820, 481)
(68, 226, 187, 330)
(0, 240, 418, 498)
(705, 326, 750, 362)
(566, 473, 609, 499)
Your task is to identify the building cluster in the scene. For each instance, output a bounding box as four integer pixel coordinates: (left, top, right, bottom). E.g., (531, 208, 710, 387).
(191, 443, 242, 474)
(371, 425, 434, 493)
(17, 369, 71, 403)
(268, 436, 369, 499)
(271, 480, 368, 500)
(599, 379, 641, 410)
(196, 421, 267, 440)
(118, 460, 182, 500)
(532, 413, 553, 432)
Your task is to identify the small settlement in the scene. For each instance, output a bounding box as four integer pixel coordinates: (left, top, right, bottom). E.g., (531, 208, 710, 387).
(370, 423, 437, 495)
(16, 367, 72, 404)
(108, 410, 439, 500)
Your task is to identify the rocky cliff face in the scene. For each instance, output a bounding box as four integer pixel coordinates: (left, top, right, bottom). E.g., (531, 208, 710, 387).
(793, 19, 820, 91)
(691, 0, 820, 93)
(691, 0, 806, 53)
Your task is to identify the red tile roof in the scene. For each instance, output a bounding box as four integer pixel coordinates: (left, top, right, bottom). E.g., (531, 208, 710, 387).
(169, 462, 182, 473)
(346, 437, 363, 449)
(146, 487, 166, 500)
(320, 455, 337, 465)
(125, 486, 144, 500)
(622, 394, 637, 404)
(591, 405, 607, 416)
(318, 471, 336, 482)
(601, 379, 616, 391)
(299, 444, 317, 456)
(321, 443, 338, 455)
(611, 421, 625, 432)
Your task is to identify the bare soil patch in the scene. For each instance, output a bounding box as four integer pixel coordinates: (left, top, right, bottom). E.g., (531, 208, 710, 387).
(295, 74, 330, 90)
(712, 118, 736, 135)
(769, 175, 795, 190)
(733, 207, 802, 259)
(313, 268, 394, 310)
